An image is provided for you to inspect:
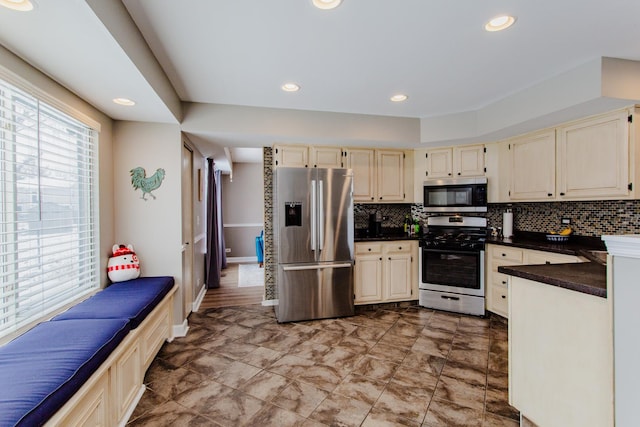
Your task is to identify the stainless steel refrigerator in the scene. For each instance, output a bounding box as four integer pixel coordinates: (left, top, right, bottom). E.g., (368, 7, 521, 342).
(274, 167, 354, 322)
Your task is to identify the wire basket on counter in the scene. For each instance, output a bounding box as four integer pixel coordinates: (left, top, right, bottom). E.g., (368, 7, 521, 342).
(546, 234, 569, 243)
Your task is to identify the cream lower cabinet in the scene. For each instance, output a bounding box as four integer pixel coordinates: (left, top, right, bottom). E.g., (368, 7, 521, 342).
(509, 276, 613, 427)
(355, 240, 418, 304)
(485, 244, 584, 318)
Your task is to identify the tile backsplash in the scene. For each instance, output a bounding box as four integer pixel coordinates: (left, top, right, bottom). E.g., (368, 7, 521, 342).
(487, 201, 640, 236)
(354, 203, 412, 229)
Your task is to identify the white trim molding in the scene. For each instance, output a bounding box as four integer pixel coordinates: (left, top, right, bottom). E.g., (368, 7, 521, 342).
(262, 299, 278, 307)
(223, 223, 264, 228)
(192, 285, 207, 312)
(227, 256, 258, 263)
(602, 234, 640, 259)
(172, 319, 189, 338)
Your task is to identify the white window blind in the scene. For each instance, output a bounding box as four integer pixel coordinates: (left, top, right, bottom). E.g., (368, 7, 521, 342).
(0, 79, 99, 339)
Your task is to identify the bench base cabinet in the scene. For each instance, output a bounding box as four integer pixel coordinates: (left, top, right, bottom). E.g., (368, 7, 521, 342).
(509, 276, 613, 427)
(354, 241, 418, 304)
(485, 244, 584, 318)
(44, 286, 177, 427)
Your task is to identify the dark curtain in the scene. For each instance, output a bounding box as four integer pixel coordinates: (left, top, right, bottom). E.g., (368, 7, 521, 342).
(205, 158, 226, 288)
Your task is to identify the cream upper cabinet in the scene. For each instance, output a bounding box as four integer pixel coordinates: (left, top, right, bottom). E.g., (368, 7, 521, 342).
(274, 145, 344, 168)
(454, 144, 485, 177)
(484, 141, 511, 203)
(509, 130, 556, 201)
(346, 148, 407, 203)
(273, 144, 309, 168)
(310, 146, 344, 168)
(376, 149, 405, 202)
(556, 110, 630, 200)
(346, 148, 376, 202)
(421, 144, 485, 180)
(424, 148, 453, 178)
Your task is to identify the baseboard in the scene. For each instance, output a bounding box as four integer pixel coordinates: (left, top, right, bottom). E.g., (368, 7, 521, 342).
(120, 385, 146, 426)
(172, 319, 189, 338)
(192, 285, 206, 312)
(227, 256, 258, 263)
(262, 299, 278, 306)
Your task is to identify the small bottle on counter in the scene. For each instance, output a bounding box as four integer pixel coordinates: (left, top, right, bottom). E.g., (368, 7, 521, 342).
(404, 215, 410, 235)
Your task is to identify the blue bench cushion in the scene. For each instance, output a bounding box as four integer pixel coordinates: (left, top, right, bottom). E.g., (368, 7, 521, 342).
(53, 276, 174, 329)
(0, 318, 130, 427)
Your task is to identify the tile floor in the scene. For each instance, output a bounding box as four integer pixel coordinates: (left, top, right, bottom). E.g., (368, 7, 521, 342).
(128, 304, 518, 427)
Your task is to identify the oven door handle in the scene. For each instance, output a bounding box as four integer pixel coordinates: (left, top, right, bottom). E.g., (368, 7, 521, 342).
(440, 295, 461, 301)
(421, 248, 483, 256)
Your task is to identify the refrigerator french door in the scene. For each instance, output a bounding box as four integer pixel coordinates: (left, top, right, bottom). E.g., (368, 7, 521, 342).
(274, 167, 354, 322)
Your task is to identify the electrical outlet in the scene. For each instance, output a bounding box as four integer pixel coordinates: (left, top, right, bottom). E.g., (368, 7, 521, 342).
(225, 248, 231, 253)
(561, 218, 571, 225)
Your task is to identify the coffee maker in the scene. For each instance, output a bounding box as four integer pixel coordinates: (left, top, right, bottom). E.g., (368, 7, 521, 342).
(368, 211, 382, 237)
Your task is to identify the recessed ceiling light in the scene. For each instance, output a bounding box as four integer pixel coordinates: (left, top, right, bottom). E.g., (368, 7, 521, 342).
(0, 0, 34, 11)
(312, 0, 342, 10)
(113, 98, 136, 106)
(485, 15, 516, 32)
(281, 83, 300, 92)
(390, 94, 408, 102)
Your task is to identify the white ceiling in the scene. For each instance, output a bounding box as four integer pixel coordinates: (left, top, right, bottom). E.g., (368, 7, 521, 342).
(0, 0, 639, 163)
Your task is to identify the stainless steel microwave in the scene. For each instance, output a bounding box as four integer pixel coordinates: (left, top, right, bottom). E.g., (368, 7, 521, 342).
(423, 177, 487, 212)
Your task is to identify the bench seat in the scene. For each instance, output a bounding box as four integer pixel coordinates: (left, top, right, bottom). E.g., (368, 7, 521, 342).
(0, 319, 131, 427)
(52, 276, 174, 329)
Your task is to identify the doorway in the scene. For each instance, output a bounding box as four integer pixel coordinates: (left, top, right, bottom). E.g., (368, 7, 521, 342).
(181, 143, 194, 318)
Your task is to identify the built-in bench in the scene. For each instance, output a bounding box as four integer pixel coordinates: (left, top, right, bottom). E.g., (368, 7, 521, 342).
(0, 276, 177, 427)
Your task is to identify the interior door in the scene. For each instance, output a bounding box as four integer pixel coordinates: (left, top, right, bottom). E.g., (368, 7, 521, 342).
(181, 143, 194, 317)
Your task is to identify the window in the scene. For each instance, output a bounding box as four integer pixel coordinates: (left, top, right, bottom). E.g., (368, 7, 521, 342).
(0, 78, 98, 340)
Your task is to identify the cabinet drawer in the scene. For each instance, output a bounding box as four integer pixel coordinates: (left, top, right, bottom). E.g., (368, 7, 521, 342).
(492, 247, 523, 263)
(491, 271, 511, 287)
(491, 283, 509, 317)
(384, 242, 413, 254)
(356, 243, 382, 254)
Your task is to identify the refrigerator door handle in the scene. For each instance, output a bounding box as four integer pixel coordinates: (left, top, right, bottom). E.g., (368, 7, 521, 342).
(311, 180, 317, 251)
(318, 180, 324, 251)
(282, 262, 353, 271)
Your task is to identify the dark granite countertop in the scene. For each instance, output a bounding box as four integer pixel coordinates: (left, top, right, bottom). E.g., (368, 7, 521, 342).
(486, 231, 606, 256)
(354, 227, 420, 242)
(492, 231, 607, 298)
(498, 262, 607, 298)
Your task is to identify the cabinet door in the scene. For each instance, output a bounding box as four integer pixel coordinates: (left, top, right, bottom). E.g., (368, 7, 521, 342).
(354, 254, 383, 303)
(557, 111, 629, 199)
(385, 253, 413, 301)
(425, 148, 453, 178)
(346, 148, 376, 202)
(310, 146, 343, 168)
(453, 144, 485, 177)
(376, 150, 405, 202)
(273, 145, 308, 168)
(509, 130, 556, 201)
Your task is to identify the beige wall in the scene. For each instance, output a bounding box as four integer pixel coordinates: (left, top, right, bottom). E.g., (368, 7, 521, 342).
(222, 162, 264, 259)
(0, 45, 115, 287)
(113, 121, 185, 323)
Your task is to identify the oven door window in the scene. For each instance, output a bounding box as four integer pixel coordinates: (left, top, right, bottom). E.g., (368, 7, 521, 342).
(422, 249, 480, 289)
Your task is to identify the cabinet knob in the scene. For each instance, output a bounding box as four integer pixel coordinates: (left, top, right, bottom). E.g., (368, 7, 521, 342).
(448, 173, 452, 176)
(379, 257, 382, 261)
(379, 197, 383, 200)
(398, 247, 402, 250)
(371, 197, 374, 200)
(368, 248, 372, 251)
(457, 172, 461, 176)
(501, 253, 506, 257)
(501, 295, 506, 299)
(502, 280, 507, 285)
(560, 192, 565, 196)
(547, 193, 553, 197)
(388, 257, 391, 260)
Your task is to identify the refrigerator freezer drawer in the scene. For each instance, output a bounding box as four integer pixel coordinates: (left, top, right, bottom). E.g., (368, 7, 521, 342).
(276, 263, 354, 323)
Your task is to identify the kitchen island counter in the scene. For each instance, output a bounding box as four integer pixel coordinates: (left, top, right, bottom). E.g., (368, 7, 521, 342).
(498, 262, 606, 298)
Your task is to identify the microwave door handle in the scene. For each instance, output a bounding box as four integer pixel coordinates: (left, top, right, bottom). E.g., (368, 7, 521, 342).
(318, 180, 324, 251)
(311, 180, 317, 251)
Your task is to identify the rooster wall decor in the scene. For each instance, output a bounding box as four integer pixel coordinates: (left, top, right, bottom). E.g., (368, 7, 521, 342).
(130, 167, 165, 200)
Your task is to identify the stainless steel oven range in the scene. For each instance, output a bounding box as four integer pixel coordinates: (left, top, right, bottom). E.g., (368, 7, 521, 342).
(419, 216, 487, 316)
